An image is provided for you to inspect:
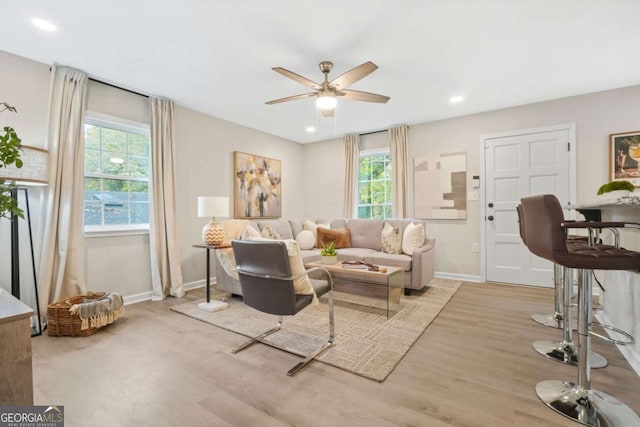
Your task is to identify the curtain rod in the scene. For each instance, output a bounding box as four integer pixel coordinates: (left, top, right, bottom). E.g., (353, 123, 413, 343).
(359, 129, 388, 136)
(89, 77, 149, 99)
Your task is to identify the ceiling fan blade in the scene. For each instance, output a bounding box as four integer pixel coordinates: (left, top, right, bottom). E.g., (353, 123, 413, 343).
(329, 61, 378, 89)
(339, 89, 390, 103)
(321, 108, 335, 118)
(272, 67, 321, 89)
(265, 92, 316, 105)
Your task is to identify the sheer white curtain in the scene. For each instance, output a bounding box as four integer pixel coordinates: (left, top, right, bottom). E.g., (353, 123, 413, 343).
(389, 125, 409, 218)
(342, 134, 360, 218)
(38, 65, 88, 311)
(149, 97, 184, 300)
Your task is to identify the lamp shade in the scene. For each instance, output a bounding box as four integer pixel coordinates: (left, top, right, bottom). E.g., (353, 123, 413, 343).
(0, 145, 48, 186)
(197, 196, 229, 218)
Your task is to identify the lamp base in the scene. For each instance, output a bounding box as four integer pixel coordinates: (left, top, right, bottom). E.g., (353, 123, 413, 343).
(198, 300, 229, 312)
(202, 220, 224, 246)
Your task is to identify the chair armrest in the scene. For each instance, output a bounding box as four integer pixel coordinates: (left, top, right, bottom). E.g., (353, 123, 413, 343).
(304, 267, 334, 290)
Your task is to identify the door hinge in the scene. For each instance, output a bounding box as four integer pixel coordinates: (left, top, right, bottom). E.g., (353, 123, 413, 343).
(567, 142, 570, 151)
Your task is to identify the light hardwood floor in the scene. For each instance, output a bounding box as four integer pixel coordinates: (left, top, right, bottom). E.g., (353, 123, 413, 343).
(32, 282, 640, 427)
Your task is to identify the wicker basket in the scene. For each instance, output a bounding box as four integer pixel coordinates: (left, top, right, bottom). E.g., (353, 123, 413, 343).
(47, 292, 106, 337)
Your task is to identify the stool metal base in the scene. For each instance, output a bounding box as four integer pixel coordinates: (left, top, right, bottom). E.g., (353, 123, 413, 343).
(532, 340, 607, 368)
(536, 380, 640, 427)
(531, 312, 563, 328)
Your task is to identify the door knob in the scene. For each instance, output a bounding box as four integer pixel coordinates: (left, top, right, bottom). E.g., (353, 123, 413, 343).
(488, 203, 494, 208)
(487, 215, 494, 221)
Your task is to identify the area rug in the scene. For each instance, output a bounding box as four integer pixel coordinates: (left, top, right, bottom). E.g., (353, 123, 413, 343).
(171, 278, 462, 382)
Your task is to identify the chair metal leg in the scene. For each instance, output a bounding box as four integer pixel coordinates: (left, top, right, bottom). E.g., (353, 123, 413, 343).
(533, 267, 607, 368)
(287, 289, 335, 376)
(536, 269, 640, 427)
(532, 263, 564, 328)
(231, 317, 283, 354)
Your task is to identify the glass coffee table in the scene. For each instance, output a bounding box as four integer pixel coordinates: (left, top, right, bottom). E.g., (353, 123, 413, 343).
(305, 261, 404, 319)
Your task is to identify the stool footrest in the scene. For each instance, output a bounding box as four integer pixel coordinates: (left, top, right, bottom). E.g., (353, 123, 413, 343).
(590, 322, 635, 346)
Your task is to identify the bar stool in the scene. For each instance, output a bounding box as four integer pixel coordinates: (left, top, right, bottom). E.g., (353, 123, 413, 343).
(521, 194, 640, 427)
(517, 205, 607, 368)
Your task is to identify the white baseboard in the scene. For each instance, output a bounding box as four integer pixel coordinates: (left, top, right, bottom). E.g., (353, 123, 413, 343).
(123, 277, 215, 305)
(595, 311, 640, 378)
(435, 272, 482, 283)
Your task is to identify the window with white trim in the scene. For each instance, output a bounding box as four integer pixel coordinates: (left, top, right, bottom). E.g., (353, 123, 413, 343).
(83, 115, 150, 230)
(357, 150, 392, 219)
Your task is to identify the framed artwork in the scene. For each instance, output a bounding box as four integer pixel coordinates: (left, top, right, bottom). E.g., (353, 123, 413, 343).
(233, 151, 282, 218)
(414, 152, 467, 219)
(610, 131, 640, 186)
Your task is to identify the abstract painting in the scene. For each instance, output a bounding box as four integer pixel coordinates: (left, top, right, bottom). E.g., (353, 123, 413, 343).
(610, 131, 640, 186)
(233, 151, 281, 218)
(414, 152, 467, 219)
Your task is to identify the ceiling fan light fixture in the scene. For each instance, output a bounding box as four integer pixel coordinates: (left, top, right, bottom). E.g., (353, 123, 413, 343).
(316, 96, 337, 110)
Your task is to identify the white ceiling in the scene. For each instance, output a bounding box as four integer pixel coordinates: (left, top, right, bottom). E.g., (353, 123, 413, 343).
(2, 1, 640, 144)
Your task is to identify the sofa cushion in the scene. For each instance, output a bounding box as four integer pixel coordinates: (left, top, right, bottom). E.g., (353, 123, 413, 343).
(256, 219, 294, 240)
(261, 225, 281, 240)
(321, 219, 347, 229)
(303, 219, 330, 246)
(402, 222, 425, 255)
(347, 218, 383, 250)
(317, 227, 351, 249)
(240, 224, 261, 240)
(289, 219, 305, 238)
(336, 247, 379, 262)
(363, 252, 413, 272)
(300, 248, 321, 264)
(381, 222, 402, 254)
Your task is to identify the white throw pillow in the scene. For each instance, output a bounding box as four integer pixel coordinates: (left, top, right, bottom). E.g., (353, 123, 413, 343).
(284, 240, 318, 303)
(402, 222, 425, 255)
(296, 230, 315, 250)
(240, 224, 261, 240)
(381, 223, 402, 254)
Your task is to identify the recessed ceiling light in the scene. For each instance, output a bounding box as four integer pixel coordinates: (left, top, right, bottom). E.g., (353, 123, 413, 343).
(31, 18, 57, 32)
(305, 126, 316, 133)
(449, 95, 464, 104)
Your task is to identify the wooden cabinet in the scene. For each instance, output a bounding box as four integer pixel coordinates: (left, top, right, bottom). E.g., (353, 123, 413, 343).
(0, 289, 34, 405)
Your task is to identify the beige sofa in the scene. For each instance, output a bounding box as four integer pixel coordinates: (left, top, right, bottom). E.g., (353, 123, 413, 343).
(215, 218, 436, 295)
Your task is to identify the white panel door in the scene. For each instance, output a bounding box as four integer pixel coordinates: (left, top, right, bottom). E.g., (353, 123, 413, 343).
(484, 128, 571, 287)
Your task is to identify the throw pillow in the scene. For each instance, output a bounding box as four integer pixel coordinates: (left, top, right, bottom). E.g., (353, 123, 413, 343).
(402, 222, 425, 255)
(260, 225, 281, 240)
(284, 240, 318, 303)
(302, 219, 330, 246)
(381, 223, 402, 254)
(240, 224, 261, 240)
(295, 230, 315, 250)
(316, 227, 351, 249)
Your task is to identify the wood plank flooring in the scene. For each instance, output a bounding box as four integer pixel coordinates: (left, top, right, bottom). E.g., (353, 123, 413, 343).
(31, 282, 640, 427)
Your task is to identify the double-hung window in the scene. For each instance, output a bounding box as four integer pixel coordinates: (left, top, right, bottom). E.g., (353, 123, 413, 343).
(83, 114, 150, 232)
(357, 150, 392, 219)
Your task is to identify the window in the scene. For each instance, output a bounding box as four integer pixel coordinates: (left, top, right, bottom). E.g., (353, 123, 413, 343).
(83, 115, 150, 230)
(357, 150, 392, 219)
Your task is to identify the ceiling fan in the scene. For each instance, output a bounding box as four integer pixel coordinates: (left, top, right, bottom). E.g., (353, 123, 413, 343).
(265, 61, 390, 117)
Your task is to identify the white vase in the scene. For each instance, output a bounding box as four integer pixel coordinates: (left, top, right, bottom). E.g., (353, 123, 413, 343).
(321, 255, 338, 265)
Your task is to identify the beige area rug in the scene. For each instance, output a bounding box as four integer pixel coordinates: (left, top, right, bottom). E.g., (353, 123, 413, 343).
(171, 278, 462, 382)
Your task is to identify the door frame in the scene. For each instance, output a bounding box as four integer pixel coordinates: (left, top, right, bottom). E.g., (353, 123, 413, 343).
(479, 123, 577, 283)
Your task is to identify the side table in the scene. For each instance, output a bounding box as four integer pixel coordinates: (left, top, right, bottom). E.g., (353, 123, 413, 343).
(192, 243, 232, 312)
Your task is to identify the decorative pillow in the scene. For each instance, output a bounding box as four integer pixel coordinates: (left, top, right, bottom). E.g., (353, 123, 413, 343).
(402, 222, 425, 255)
(296, 230, 315, 250)
(381, 223, 402, 254)
(284, 240, 318, 303)
(316, 227, 351, 249)
(260, 225, 281, 240)
(240, 224, 261, 240)
(302, 219, 330, 245)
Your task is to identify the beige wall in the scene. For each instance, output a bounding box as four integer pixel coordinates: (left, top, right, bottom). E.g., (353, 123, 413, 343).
(303, 85, 640, 277)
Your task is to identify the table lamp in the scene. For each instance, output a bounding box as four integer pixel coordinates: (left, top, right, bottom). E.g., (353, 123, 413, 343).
(197, 196, 229, 246)
(0, 145, 49, 336)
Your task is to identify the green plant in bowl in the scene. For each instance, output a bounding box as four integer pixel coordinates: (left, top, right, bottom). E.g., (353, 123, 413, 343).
(596, 180, 635, 195)
(320, 241, 337, 256)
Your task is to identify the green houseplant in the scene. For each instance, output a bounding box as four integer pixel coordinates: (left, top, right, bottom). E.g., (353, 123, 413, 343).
(596, 180, 635, 196)
(0, 102, 24, 220)
(320, 240, 338, 265)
